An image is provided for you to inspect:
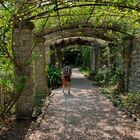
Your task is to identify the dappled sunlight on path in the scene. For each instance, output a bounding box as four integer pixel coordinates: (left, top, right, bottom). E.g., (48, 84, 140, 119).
(26, 68, 140, 140)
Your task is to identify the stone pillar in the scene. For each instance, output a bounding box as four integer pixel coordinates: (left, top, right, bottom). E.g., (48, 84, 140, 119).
(13, 21, 34, 118)
(45, 46, 50, 65)
(55, 47, 62, 68)
(90, 47, 96, 71)
(33, 37, 48, 95)
(129, 37, 140, 92)
(50, 46, 56, 66)
(122, 37, 133, 92)
(95, 46, 101, 72)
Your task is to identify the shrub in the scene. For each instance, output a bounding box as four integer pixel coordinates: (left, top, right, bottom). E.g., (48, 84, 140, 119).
(122, 92, 140, 114)
(101, 86, 140, 117)
(46, 64, 61, 88)
(95, 65, 123, 86)
(76, 46, 92, 69)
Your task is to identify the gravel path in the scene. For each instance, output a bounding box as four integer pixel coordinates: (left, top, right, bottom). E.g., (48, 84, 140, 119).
(26, 68, 139, 140)
(27, 69, 140, 140)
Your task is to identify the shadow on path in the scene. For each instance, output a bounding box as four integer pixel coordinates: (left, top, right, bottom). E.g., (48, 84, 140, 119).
(26, 68, 140, 140)
(0, 120, 32, 140)
(2, 68, 139, 140)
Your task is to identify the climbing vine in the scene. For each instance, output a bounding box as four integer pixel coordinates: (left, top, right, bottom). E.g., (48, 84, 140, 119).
(0, 0, 140, 127)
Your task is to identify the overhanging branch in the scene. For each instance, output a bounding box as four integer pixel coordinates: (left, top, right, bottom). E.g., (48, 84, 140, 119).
(26, 2, 140, 20)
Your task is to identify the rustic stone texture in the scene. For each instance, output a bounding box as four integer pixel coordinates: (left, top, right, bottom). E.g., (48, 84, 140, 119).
(45, 46, 50, 65)
(122, 38, 132, 92)
(13, 22, 35, 118)
(33, 37, 48, 95)
(49, 46, 56, 66)
(13, 26, 48, 118)
(44, 26, 115, 42)
(90, 47, 96, 71)
(45, 37, 99, 46)
(129, 37, 140, 92)
(90, 46, 101, 72)
(55, 47, 63, 68)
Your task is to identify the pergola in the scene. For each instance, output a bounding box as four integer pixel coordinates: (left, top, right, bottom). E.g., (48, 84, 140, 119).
(1, 0, 140, 118)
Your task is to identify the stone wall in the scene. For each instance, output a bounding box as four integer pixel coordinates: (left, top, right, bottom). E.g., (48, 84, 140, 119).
(129, 37, 140, 92)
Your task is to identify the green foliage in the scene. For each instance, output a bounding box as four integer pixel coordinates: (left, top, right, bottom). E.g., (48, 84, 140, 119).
(79, 67, 95, 77)
(79, 67, 89, 74)
(95, 65, 123, 85)
(102, 87, 123, 107)
(34, 91, 44, 106)
(76, 46, 92, 69)
(46, 64, 61, 88)
(0, 57, 14, 90)
(122, 92, 140, 114)
(102, 86, 140, 117)
(95, 42, 123, 86)
(0, 0, 139, 112)
(0, 0, 140, 126)
(0, 2, 14, 92)
(34, 19, 48, 33)
(32, 52, 43, 61)
(15, 76, 27, 93)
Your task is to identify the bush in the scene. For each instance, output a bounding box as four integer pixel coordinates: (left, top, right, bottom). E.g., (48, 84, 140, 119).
(101, 86, 140, 117)
(76, 46, 92, 69)
(101, 86, 118, 99)
(122, 92, 140, 114)
(46, 64, 61, 88)
(95, 65, 123, 86)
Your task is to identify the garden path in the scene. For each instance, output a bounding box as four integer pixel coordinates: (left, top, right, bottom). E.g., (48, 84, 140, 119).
(27, 68, 140, 140)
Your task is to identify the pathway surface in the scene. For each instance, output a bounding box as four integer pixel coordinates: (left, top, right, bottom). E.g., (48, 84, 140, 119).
(27, 68, 140, 140)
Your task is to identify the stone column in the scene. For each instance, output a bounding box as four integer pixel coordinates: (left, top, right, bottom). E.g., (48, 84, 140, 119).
(33, 37, 48, 96)
(55, 47, 62, 68)
(50, 46, 56, 66)
(94, 46, 101, 72)
(128, 37, 140, 92)
(122, 37, 133, 92)
(13, 21, 34, 118)
(45, 46, 50, 65)
(90, 47, 96, 71)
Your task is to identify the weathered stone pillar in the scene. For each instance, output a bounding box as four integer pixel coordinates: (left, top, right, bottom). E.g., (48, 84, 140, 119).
(122, 37, 133, 92)
(33, 37, 48, 95)
(50, 46, 56, 66)
(13, 21, 34, 118)
(45, 46, 50, 65)
(55, 47, 62, 68)
(95, 46, 101, 72)
(90, 47, 96, 71)
(129, 37, 140, 92)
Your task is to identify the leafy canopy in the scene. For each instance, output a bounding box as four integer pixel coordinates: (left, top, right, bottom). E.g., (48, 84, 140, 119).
(0, 0, 140, 38)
